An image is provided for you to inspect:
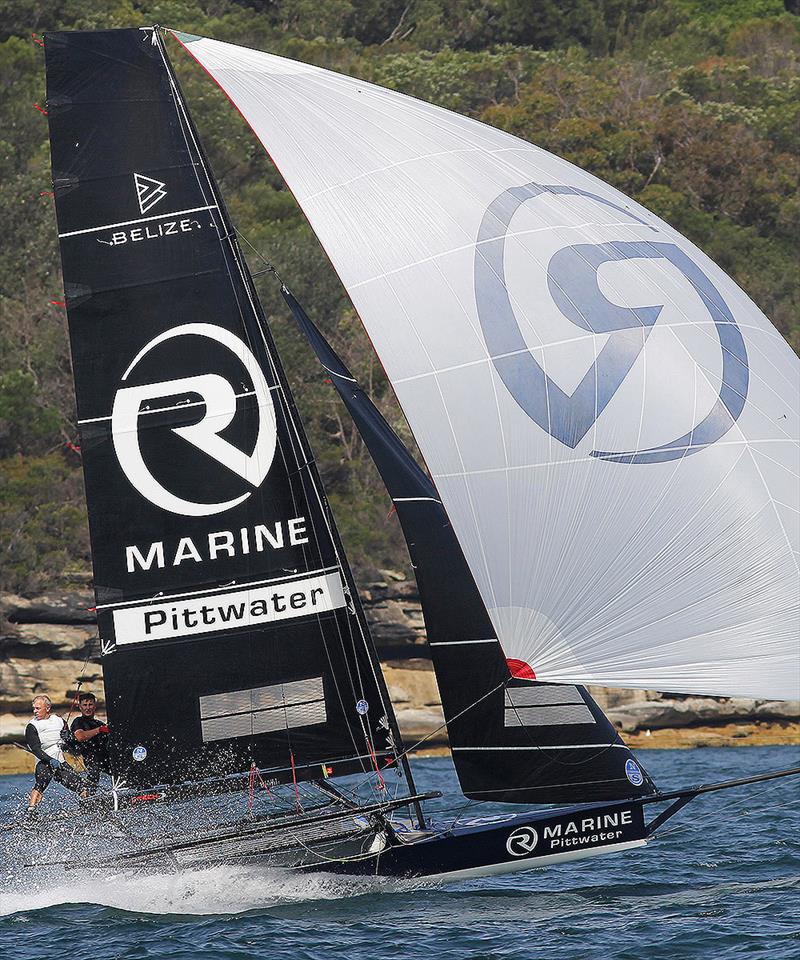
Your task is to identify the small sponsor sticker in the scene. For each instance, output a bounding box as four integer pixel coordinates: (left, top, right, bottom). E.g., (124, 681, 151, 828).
(132, 745, 147, 762)
(625, 758, 644, 786)
(356, 699, 369, 715)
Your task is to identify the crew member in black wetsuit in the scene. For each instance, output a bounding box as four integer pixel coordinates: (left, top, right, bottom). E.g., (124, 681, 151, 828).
(26, 695, 88, 813)
(70, 692, 110, 792)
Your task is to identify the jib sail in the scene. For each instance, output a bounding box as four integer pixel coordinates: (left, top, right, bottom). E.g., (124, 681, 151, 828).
(44, 28, 403, 790)
(284, 287, 656, 804)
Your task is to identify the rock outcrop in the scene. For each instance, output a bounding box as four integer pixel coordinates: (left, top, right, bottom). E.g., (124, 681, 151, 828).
(606, 697, 800, 733)
(0, 591, 101, 718)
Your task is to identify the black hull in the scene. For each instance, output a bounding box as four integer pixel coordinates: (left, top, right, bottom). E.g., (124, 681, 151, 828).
(300, 798, 648, 880)
(117, 797, 650, 879)
(315, 765, 800, 880)
(49, 795, 648, 881)
(22, 767, 798, 883)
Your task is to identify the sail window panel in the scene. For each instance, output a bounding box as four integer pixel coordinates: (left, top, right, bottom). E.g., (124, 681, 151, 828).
(201, 713, 254, 742)
(504, 704, 596, 727)
(199, 678, 327, 742)
(199, 689, 251, 719)
(252, 700, 327, 735)
(251, 677, 324, 711)
(505, 685, 584, 708)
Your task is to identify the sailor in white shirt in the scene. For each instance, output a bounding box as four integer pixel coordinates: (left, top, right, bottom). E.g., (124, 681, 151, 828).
(25, 695, 88, 812)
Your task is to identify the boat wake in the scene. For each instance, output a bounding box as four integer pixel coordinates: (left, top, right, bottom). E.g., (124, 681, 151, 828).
(0, 862, 400, 917)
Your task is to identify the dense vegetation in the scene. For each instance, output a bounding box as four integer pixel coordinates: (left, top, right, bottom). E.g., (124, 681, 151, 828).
(1, 0, 797, 593)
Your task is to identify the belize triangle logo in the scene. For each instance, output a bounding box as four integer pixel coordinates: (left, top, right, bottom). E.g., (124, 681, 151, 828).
(134, 172, 168, 215)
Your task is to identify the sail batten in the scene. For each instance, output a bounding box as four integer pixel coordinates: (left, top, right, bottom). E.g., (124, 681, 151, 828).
(180, 32, 800, 701)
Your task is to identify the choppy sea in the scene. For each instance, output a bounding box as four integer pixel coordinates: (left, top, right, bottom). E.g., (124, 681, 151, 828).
(1, 746, 798, 960)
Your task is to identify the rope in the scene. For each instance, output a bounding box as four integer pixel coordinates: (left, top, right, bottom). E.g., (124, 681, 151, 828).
(65, 645, 95, 726)
(247, 762, 256, 813)
(244, 763, 276, 810)
(289, 751, 302, 813)
(255, 766, 274, 799)
(366, 732, 386, 792)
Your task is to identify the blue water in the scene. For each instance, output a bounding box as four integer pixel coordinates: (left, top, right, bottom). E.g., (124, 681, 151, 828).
(1, 747, 798, 959)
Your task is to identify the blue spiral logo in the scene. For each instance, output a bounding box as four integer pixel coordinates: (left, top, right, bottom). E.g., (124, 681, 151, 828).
(474, 183, 749, 464)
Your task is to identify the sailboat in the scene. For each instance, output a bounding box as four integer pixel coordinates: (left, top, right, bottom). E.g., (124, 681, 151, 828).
(33, 25, 798, 881)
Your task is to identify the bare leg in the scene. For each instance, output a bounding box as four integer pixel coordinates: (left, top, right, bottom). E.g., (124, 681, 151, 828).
(28, 788, 43, 809)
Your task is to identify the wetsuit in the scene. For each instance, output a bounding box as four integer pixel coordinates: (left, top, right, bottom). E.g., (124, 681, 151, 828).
(25, 715, 85, 795)
(70, 715, 110, 790)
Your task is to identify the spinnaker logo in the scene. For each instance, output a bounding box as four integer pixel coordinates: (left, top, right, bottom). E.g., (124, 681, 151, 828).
(475, 182, 749, 464)
(134, 172, 167, 214)
(111, 324, 277, 516)
(506, 826, 538, 857)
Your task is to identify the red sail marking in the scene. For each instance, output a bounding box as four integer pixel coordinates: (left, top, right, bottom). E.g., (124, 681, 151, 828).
(507, 658, 536, 680)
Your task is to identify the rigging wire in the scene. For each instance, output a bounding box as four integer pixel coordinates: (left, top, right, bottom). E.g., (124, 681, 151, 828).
(64, 642, 97, 727)
(235, 229, 283, 285)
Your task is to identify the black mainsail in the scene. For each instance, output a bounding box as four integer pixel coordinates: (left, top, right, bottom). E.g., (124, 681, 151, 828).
(44, 28, 408, 794)
(284, 288, 656, 804)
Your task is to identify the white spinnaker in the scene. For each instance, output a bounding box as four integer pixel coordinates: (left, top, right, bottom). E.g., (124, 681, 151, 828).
(176, 33, 800, 699)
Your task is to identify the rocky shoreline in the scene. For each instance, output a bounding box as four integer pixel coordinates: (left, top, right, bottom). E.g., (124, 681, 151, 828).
(1, 572, 797, 776)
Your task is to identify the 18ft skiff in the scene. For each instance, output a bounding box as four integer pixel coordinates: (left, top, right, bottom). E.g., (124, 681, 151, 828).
(28, 25, 799, 880)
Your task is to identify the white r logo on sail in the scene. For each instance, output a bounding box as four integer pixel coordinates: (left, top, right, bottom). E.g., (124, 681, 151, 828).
(111, 323, 277, 516)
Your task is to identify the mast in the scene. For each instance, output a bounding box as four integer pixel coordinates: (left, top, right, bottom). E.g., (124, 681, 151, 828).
(43, 26, 411, 800)
(151, 29, 422, 822)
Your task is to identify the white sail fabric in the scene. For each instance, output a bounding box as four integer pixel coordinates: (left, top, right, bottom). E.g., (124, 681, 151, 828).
(176, 33, 800, 700)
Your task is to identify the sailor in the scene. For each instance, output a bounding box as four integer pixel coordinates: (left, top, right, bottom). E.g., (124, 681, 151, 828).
(69, 692, 111, 792)
(25, 695, 88, 812)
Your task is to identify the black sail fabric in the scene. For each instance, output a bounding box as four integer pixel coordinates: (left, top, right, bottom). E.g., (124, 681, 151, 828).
(44, 28, 399, 790)
(284, 287, 657, 804)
